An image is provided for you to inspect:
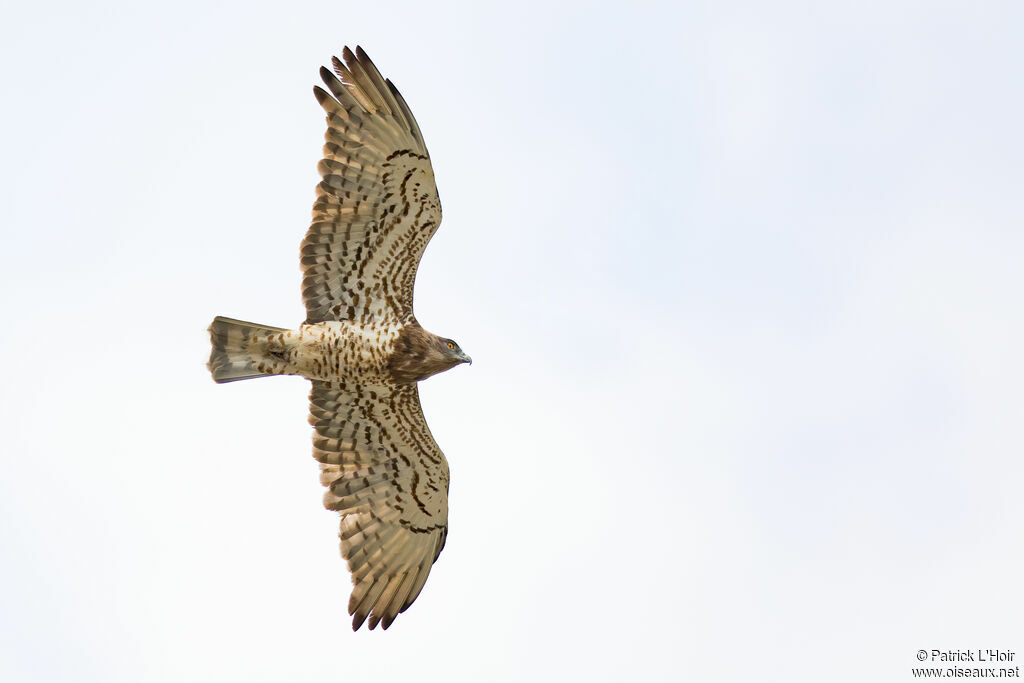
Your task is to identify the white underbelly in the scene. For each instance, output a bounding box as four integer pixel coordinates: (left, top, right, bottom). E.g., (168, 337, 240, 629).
(287, 320, 403, 381)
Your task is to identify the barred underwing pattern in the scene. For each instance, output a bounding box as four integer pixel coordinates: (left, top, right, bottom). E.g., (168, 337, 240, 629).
(301, 49, 440, 326)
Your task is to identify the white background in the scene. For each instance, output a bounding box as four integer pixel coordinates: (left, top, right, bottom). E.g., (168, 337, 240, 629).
(2, 1, 1022, 681)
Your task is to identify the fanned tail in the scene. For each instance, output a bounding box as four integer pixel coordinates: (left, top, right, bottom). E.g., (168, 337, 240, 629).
(207, 316, 290, 383)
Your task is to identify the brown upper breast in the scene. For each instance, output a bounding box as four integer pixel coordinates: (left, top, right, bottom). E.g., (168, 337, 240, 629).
(387, 322, 441, 384)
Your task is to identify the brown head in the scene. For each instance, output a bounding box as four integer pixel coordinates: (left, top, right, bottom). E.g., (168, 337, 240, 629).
(388, 322, 472, 384)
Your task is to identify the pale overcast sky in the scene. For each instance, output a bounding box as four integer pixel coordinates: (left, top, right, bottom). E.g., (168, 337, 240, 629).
(2, 1, 1023, 681)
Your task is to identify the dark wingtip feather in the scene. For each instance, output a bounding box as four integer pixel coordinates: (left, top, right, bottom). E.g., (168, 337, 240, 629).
(355, 45, 372, 65)
(351, 611, 368, 631)
(331, 55, 345, 79)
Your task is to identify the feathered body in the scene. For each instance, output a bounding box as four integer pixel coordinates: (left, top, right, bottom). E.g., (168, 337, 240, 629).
(208, 318, 461, 384)
(206, 46, 470, 631)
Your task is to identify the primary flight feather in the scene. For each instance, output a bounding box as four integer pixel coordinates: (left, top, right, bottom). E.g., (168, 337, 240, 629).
(207, 46, 470, 631)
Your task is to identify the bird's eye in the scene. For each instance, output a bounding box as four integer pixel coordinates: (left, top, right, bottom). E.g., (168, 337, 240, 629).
(447, 342, 455, 350)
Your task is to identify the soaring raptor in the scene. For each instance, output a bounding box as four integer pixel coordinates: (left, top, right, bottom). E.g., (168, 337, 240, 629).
(207, 47, 470, 631)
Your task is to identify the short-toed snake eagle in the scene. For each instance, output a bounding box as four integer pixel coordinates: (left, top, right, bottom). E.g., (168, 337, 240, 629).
(207, 46, 469, 631)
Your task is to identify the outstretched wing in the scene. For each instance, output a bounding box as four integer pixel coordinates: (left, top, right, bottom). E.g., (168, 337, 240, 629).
(301, 46, 442, 325)
(309, 380, 450, 630)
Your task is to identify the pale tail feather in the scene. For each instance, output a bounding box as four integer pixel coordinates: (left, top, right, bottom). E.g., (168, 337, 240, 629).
(207, 316, 289, 383)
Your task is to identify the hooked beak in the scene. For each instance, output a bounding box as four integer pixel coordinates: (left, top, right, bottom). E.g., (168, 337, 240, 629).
(460, 352, 472, 365)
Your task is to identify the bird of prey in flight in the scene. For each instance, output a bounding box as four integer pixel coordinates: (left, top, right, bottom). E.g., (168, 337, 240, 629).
(207, 46, 470, 631)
